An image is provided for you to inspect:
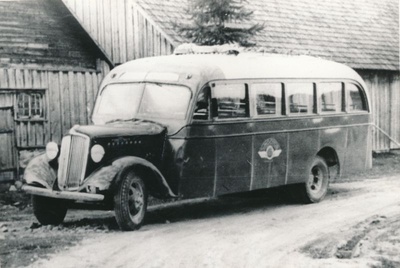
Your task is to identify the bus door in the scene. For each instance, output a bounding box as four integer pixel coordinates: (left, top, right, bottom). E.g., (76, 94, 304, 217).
(212, 82, 252, 195)
(179, 86, 216, 198)
(250, 83, 288, 189)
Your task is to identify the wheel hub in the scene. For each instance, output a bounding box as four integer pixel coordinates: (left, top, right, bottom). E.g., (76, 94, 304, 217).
(129, 183, 144, 215)
(309, 167, 322, 192)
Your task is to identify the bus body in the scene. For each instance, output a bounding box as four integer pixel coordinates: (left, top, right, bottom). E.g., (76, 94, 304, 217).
(23, 50, 372, 230)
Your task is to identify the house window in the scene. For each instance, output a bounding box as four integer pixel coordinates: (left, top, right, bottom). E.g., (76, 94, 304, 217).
(16, 92, 45, 119)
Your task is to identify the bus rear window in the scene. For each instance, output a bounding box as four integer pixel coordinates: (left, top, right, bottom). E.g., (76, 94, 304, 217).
(286, 83, 314, 114)
(346, 83, 367, 112)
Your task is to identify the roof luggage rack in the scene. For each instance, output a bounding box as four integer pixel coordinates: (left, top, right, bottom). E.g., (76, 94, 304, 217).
(174, 43, 241, 56)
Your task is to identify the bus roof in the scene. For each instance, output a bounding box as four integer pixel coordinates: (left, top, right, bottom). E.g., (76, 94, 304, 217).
(102, 53, 366, 90)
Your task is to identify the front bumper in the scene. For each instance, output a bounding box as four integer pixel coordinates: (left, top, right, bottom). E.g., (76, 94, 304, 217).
(22, 185, 104, 202)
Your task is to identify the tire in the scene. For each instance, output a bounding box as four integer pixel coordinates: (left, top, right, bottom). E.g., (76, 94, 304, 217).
(32, 195, 68, 225)
(298, 156, 329, 203)
(114, 171, 148, 231)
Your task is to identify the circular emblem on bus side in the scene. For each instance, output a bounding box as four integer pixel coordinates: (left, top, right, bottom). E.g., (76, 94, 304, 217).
(258, 138, 282, 160)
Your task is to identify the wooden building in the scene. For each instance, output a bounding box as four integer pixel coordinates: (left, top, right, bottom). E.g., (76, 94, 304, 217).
(0, 0, 111, 181)
(62, 0, 399, 153)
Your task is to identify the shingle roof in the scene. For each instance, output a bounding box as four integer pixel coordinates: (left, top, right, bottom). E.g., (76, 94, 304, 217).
(136, 0, 399, 71)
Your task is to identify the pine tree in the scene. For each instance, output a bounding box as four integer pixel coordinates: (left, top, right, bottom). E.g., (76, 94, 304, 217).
(178, 0, 263, 47)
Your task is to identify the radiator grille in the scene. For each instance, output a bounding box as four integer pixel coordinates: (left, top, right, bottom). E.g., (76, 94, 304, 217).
(58, 135, 90, 191)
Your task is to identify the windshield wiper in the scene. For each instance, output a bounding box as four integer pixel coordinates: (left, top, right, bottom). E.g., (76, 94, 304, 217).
(105, 118, 130, 124)
(105, 118, 142, 124)
(105, 117, 165, 127)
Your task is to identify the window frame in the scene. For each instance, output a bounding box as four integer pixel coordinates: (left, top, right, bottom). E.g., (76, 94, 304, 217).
(285, 82, 316, 116)
(93, 82, 192, 124)
(190, 78, 369, 124)
(192, 85, 212, 121)
(250, 82, 283, 118)
(210, 81, 250, 121)
(317, 82, 345, 114)
(15, 90, 47, 121)
(345, 82, 369, 113)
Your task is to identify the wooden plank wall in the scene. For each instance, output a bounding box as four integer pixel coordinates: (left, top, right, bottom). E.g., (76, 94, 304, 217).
(0, 105, 16, 172)
(358, 70, 400, 152)
(61, 0, 175, 64)
(0, 68, 103, 146)
(133, 4, 175, 59)
(0, 0, 101, 71)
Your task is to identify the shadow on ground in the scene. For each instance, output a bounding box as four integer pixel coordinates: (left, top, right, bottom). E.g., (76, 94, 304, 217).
(61, 185, 345, 231)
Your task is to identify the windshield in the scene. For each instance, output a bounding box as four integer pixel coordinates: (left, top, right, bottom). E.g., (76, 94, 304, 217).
(93, 83, 191, 124)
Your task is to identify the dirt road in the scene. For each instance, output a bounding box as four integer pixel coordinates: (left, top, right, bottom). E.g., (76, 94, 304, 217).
(30, 176, 400, 268)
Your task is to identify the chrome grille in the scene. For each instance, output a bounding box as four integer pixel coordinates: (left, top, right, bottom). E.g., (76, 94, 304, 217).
(58, 134, 90, 191)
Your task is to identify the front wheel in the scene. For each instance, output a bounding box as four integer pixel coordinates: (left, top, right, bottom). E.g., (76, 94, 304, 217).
(114, 171, 148, 231)
(32, 195, 68, 225)
(299, 156, 329, 203)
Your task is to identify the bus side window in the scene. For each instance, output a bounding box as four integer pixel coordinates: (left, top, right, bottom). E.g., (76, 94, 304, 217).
(252, 83, 282, 116)
(193, 86, 211, 120)
(286, 83, 314, 114)
(346, 83, 368, 112)
(318, 83, 343, 113)
(212, 83, 249, 119)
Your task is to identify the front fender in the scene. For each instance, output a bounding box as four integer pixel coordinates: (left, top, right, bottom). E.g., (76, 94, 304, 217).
(24, 153, 56, 189)
(81, 156, 177, 198)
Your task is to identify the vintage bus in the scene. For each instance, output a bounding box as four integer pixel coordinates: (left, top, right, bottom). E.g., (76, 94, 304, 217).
(23, 46, 372, 230)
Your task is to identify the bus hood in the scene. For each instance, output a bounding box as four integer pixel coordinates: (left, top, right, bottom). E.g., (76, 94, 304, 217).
(72, 122, 166, 138)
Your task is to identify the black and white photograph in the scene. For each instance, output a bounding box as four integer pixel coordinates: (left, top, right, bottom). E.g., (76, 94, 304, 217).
(0, 0, 399, 267)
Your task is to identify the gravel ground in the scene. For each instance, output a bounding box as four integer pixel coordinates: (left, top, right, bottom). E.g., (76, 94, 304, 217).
(1, 151, 400, 268)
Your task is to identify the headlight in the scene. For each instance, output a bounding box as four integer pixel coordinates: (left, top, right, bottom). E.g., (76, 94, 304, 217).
(90, 144, 105, 163)
(45, 142, 59, 161)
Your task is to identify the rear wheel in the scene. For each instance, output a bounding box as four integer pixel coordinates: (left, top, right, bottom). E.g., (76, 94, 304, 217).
(32, 195, 68, 225)
(299, 156, 329, 203)
(114, 171, 148, 231)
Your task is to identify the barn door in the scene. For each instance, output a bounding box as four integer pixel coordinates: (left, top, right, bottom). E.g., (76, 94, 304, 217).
(0, 106, 17, 182)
